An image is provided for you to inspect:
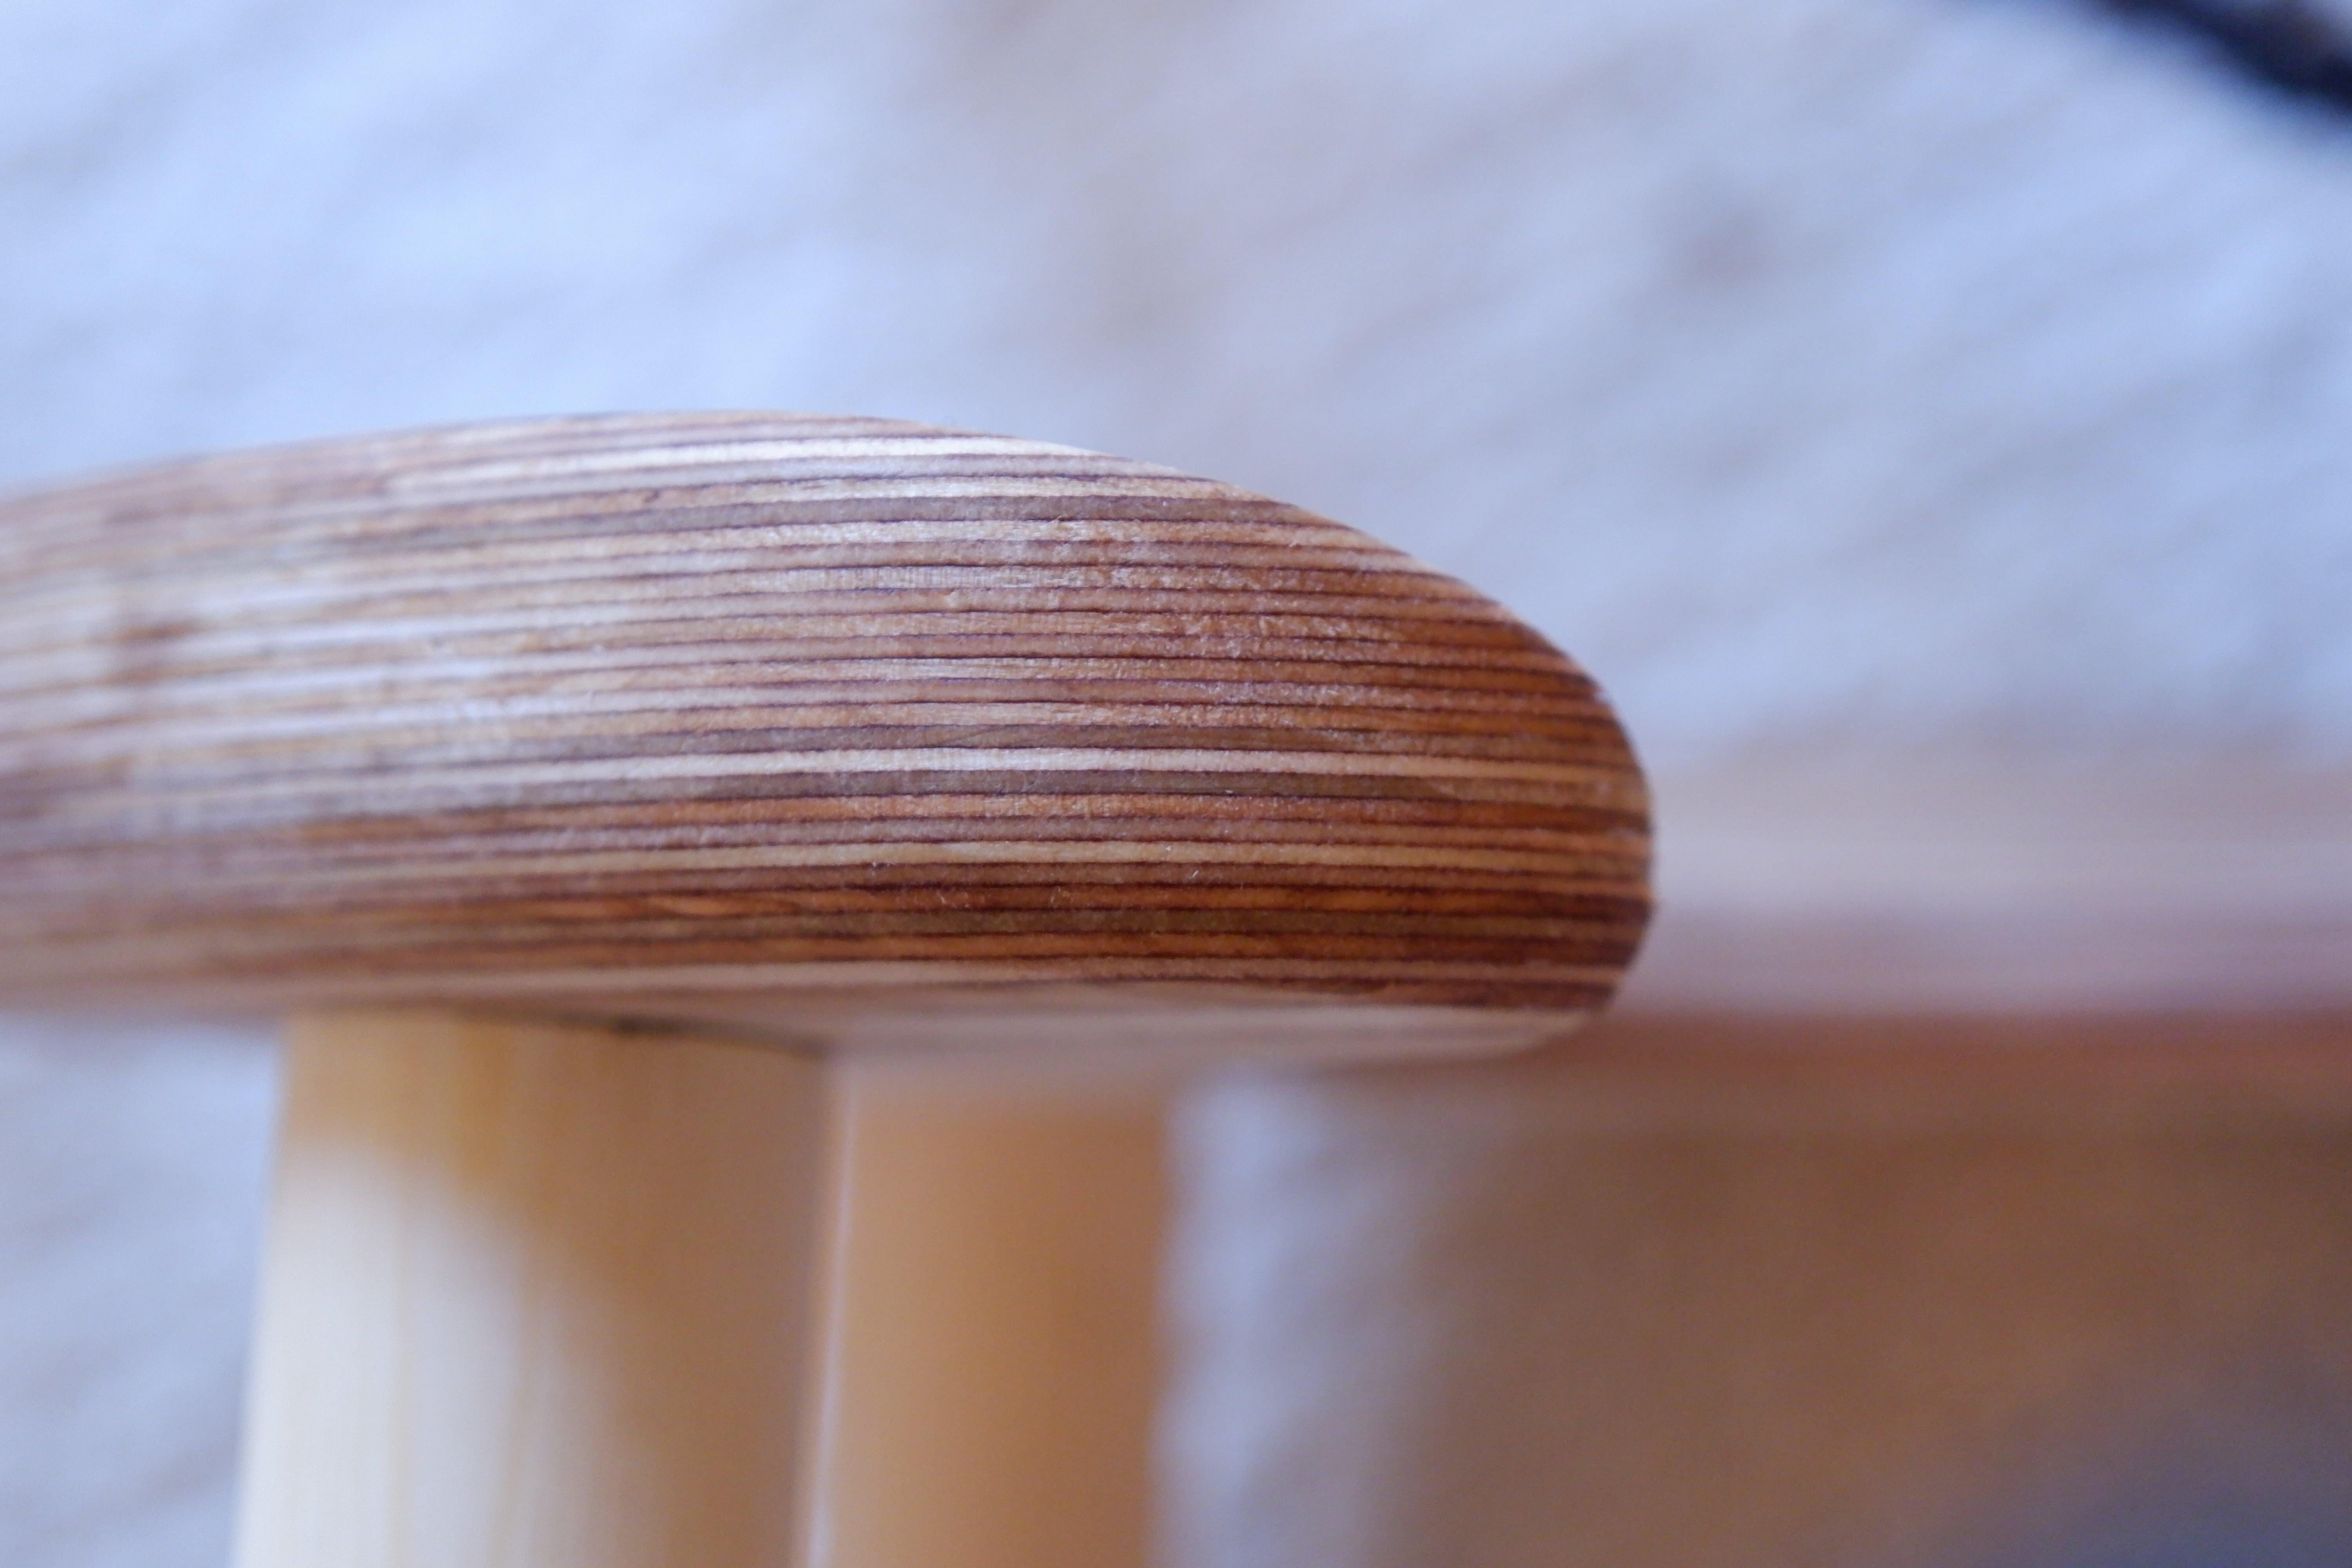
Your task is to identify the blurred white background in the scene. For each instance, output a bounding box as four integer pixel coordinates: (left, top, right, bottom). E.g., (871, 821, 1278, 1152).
(11, 0, 2352, 768)
(6, 0, 2352, 1562)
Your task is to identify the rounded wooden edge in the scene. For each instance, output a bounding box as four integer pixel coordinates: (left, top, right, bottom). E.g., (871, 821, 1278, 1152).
(0, 413, 1650, 1052)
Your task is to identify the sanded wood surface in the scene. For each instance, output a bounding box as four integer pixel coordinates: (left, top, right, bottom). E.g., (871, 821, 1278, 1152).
(0, 413, 1647, 1054)
(234, 1010, 826, 1568)
(817, 1079, 1169, 1568)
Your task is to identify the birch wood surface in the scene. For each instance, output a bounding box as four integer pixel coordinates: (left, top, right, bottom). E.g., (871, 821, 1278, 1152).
(817, 1078, 1169, 1568)
(0, 413, 1648, 1057)
(234, 1010, 826, 1568)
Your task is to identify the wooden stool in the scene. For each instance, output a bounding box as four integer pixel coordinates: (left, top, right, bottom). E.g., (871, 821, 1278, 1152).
(0, 414, 1651, 1567)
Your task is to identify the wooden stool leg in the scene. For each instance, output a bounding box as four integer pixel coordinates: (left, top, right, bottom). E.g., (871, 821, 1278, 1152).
(817, 1079, 1171, 1568)
(232, 1011, 829, 1568)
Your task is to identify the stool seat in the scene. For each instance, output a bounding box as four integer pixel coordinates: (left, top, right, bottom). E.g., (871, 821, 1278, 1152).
(0, 414, 1653, 1568)
(0, 412, 1648, 1060)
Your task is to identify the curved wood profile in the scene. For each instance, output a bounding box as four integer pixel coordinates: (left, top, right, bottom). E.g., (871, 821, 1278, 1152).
(0, 414, 1648, 1055)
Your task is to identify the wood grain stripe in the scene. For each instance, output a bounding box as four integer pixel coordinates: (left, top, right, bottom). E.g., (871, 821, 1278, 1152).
(0, 414, 1650, 1051)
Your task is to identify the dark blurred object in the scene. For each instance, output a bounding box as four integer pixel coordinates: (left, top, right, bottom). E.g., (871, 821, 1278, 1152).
(2100, 0, 2352, 108)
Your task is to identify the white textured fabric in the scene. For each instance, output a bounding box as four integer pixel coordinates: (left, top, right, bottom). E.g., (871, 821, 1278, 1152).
(5, 0, 2352, 1563)
(0, 1026, 273, 1568)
